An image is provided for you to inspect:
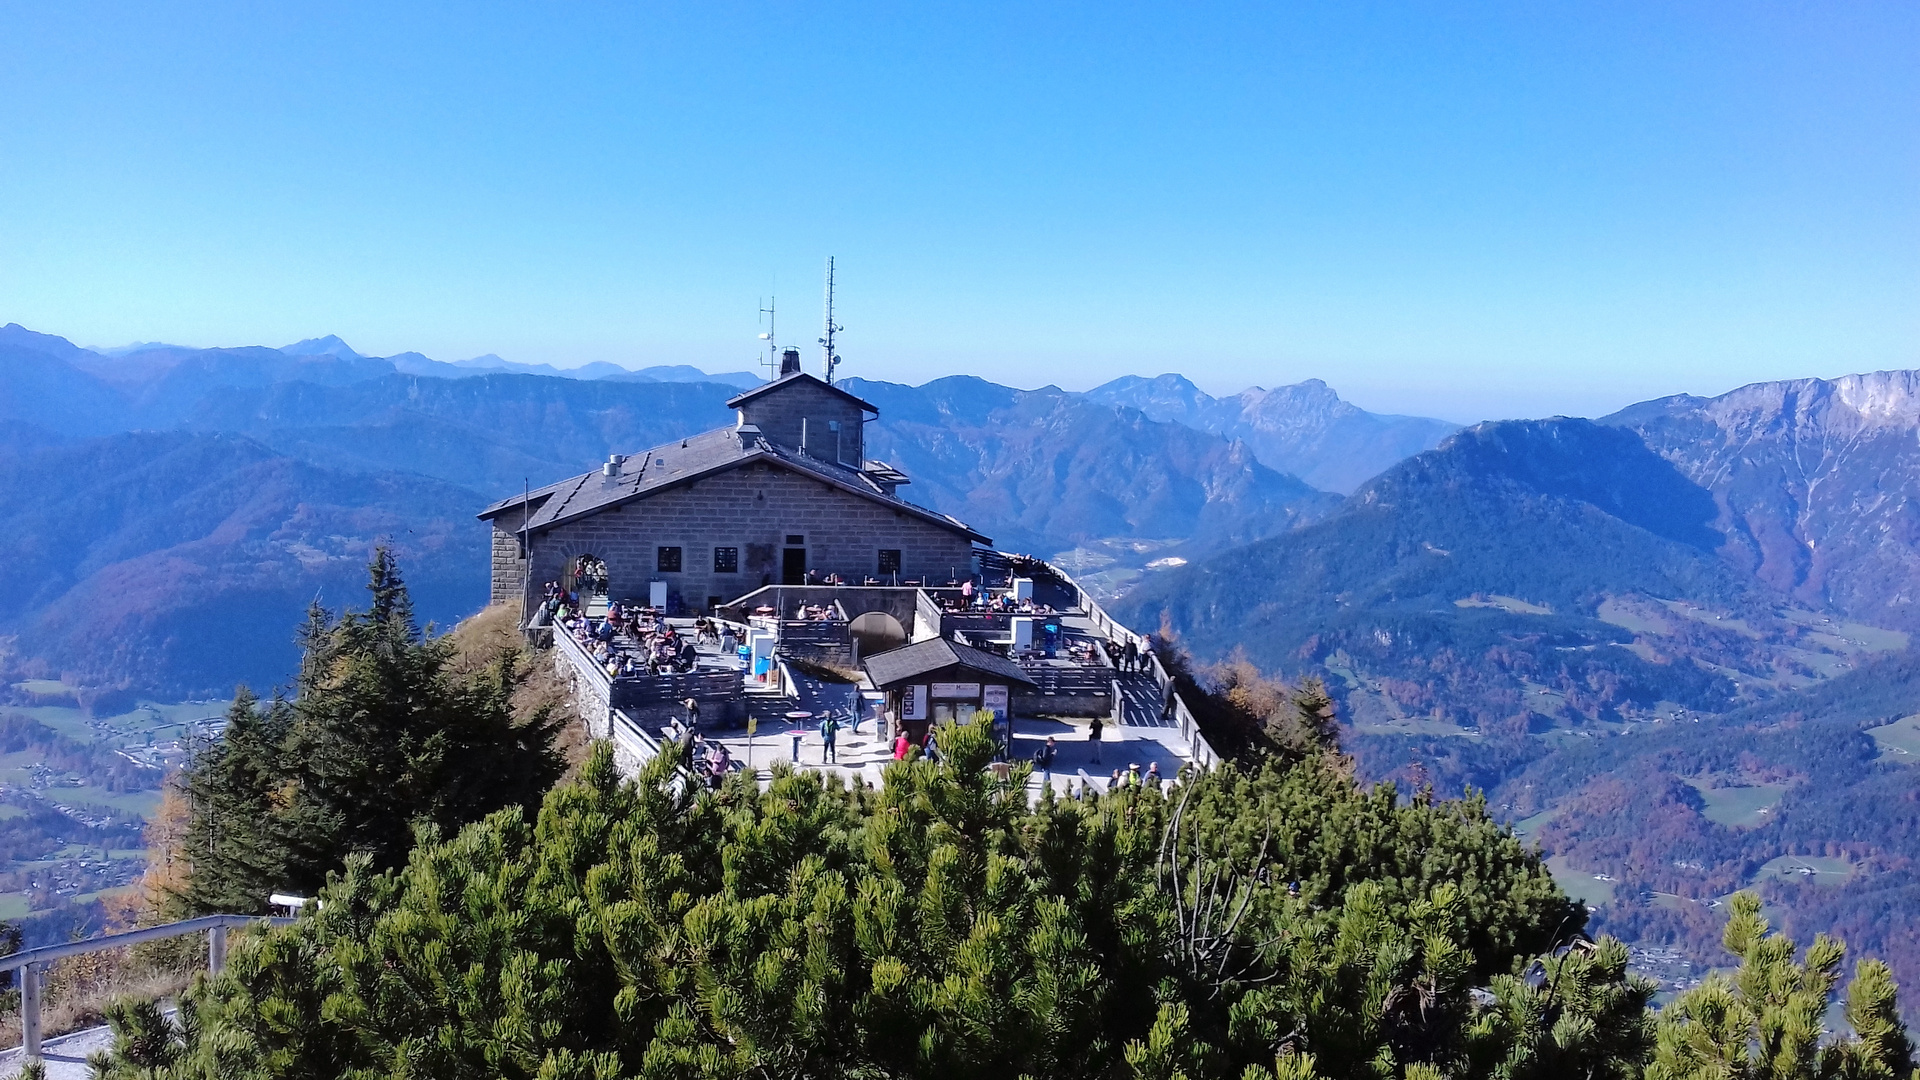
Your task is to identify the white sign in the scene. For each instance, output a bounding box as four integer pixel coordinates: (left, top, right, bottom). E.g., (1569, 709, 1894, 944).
(982, 684, 1009, 718)
(902, 684, 928, 721)
(931, 682, 981, 699)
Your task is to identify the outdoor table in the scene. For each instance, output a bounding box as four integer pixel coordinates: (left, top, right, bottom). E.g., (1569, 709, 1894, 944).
(785, 711, 813, 760)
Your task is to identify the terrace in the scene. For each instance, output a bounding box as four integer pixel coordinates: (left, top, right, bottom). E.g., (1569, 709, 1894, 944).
(542, 554, 1223, 796)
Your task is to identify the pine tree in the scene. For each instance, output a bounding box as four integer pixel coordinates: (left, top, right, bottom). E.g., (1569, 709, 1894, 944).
(1650, 892, 1916, 1080)
(173, 688, 295, 915)
(171, 548, 566, 913)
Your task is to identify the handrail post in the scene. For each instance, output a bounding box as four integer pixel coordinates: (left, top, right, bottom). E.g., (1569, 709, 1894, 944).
(21, 962, 40, 1064)
(208, 924, 228, 974)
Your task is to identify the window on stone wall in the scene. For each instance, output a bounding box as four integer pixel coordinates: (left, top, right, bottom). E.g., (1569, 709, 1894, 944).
(713, 546, 739, 574)
(657, 546, 683, 573)
(877, 549, 902, 576)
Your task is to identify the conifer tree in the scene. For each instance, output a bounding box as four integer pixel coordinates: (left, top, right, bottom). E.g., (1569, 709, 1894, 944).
(171, 548, 565, 913)
(1649, 892, 1916, 1080)
(173, 688, 295, 915)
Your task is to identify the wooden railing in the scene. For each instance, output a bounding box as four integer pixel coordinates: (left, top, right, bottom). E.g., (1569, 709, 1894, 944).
(2, 913, 295, 1065)
(1018, 665, 1114, 696)
(614, 668, 743, 707)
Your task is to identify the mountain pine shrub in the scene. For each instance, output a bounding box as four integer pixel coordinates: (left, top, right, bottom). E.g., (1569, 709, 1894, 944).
(88, 710, 1812, 1080)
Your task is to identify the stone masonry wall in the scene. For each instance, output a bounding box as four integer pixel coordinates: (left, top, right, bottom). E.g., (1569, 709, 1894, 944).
(520, 461, 975, 612)
(491, 525, 529, 608)
(735, 381, 867, 465)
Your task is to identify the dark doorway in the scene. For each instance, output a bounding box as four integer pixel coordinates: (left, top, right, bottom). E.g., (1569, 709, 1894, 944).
(782, 547, 807, 585)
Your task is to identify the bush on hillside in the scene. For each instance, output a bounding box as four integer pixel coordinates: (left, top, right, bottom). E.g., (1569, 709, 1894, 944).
(86, 715, 1739, 1080)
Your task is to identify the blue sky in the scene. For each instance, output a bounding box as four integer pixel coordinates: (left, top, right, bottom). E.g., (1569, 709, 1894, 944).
(1, 2, 1914, 421)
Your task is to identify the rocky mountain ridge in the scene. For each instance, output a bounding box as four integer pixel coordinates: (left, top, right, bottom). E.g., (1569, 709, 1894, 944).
(1085, 372, 1459, 492)
(1606, 369, 1920, 631)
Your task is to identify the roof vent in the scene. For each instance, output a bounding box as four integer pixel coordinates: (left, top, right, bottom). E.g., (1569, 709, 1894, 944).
(735, 423, 762, 450)
(779, 348, 802, 377)
(602, 454, 624, 479)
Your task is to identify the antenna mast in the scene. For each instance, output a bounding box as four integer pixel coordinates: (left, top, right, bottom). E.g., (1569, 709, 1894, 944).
(757, 296, 777, 382)
(819, 256, 842, 384)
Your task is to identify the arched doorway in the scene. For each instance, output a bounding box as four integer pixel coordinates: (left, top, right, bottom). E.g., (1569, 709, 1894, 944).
(848, 611, 907, 660)
(568, 554, 609, 614)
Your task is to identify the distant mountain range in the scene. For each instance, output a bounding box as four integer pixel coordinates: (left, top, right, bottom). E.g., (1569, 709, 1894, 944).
(8, 316, 1913, 724)
(1085, 374, 1459, 493)
(1119, 370, 1920, 731)
(0, 322, 1426, 694)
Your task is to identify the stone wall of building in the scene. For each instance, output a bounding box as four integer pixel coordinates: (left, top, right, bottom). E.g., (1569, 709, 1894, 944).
(735, 380, 867, 465)
(491, 525, 529, 608)
(517, 460, 976, 612)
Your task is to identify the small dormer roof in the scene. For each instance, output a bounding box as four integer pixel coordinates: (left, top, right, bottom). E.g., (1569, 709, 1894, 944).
(726, 371, 878, 413)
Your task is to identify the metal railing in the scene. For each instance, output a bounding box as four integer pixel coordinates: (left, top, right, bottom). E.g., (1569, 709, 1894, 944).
(1043, 560, 1222, 770)
(3, 913, 295, 1064)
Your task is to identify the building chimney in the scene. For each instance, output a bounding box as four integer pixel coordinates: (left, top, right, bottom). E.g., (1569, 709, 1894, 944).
(780, 347, 802, 376)
(735, 423, 762, 450)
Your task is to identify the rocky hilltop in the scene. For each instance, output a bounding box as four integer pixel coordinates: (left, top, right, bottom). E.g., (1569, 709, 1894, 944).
(1085, 373, 1458, 492)
(1608, 370, 1920, 631)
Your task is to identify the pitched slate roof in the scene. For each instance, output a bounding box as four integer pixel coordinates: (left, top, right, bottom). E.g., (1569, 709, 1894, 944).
(477, 425, 989, 543)
(861, 637, 1037, 689)
(725, 371, 878, 413)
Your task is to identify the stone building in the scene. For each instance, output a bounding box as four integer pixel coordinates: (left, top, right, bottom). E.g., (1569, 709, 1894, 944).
(480, 352, 989, 614)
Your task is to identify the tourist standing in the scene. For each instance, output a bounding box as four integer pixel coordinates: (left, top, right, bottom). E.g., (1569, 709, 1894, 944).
(1088, 716, 1104, 764)
(820, 712, 839, 764)
(1034, 736, 1058, 784)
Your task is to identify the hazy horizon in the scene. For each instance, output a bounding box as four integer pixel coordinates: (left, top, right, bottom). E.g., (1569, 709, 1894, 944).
(4, 2, 1914, 422)
(27, 318, 1902, 427)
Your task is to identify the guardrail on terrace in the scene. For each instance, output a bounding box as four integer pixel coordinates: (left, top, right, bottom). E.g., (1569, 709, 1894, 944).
(3, 913, 295, 1065)
(1018, 665, 1114, 696)
(552, 620, 749, 720)
(1040, 560, 1222, 772)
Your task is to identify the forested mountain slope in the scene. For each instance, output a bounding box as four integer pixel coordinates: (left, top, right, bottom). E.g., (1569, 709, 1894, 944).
(1114, 418, 1808, 731)
(0, 428, 484, 693)
(1357, 649, 1920, 1010)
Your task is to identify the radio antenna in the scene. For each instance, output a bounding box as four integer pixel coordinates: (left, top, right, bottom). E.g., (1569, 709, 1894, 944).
(819, 256, 842, 384)
(757, 295, 777, 382)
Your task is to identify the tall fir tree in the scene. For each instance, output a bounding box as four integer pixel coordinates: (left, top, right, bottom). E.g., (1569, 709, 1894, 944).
(171, 548, 565, 913)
